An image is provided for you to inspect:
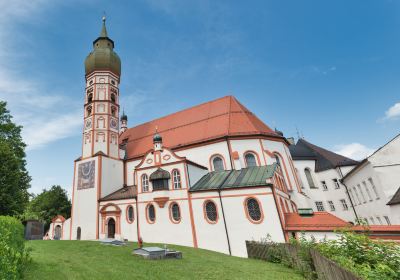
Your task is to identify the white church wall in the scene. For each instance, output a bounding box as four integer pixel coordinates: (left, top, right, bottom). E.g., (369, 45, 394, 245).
(71, 157, 99, 240)
(126, 159, 141, 186)
(63, 218, 71, 240)
(187, 164, 208, 186)
(221, 187, 286, 257)
(101, 157, 124, 197)
(229, 138, 265, 170)
(175, 141, 231, 171)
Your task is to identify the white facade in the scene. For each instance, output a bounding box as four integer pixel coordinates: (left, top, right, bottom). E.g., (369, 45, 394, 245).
(342, 134, 400, 225)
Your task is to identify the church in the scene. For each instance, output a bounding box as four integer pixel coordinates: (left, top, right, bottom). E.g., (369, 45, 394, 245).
(48, 18, 400, 257)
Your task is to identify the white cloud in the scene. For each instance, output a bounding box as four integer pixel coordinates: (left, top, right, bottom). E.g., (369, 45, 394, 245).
(0, 0, 83, 150)
(334, 143, 375, 161)
(384, 102, 400, 120)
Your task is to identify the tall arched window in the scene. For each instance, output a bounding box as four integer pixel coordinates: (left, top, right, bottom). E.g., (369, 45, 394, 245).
(127, 206, 134, 223)
(245, 198, 263, 222)
(86, 105, 92, 116)
(142, 174, 149, 192)
(212, 156, 224, 171)
(111, 106, 117, 117)
(147, 204, 155, 223)
(204, 201, 218, 223)
(87, 93, 93, 103)
(304, 168, 316, 188)
(111, 93, 116, 103)
(170, 203, 181, 223)
(172, 170, 182, 189)
(245, 153, 257, 167)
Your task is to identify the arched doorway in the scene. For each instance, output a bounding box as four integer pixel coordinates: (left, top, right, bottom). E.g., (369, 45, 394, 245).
(54, 225, 61, 240)
(77, 227, 81, 240)
(107, 218, 115, 239)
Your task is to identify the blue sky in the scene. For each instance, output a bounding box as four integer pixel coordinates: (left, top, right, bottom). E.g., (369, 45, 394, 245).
(1, 0, 400, 196)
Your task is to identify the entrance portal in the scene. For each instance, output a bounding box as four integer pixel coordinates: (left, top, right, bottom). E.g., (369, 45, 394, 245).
(54, 225, 61, 240)
(107, 218, 115, 239)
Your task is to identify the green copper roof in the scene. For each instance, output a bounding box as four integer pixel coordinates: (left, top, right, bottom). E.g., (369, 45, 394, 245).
(190, 164, 277, 192)
(85, 17, 121, 76)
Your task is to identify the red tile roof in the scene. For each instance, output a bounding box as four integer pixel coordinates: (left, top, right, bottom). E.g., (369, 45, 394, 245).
(285, 212, 350, 231)
(352, 225, 400, 232)
(120, 96, 279, 159)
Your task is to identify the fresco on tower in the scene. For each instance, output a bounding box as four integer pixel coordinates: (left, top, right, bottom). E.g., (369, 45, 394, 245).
(77, 160, 95, 190)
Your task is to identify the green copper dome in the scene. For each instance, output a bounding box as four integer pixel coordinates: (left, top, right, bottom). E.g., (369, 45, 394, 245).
(85, 17, 121, 77)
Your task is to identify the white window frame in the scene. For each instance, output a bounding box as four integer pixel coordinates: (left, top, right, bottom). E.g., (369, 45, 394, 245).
(362, 181, 373, 201)
(172, 170, 182, 189)
(352, 186, 361, 205)
(368, 178, 380, 200)
(384, 216, 391, 225)
(340, 199, 349, 211)
(315, 201, 325, 211)
(321, 181, 328, 191)
(333, 178, 340, 189)
(376, 216, 382, 225)
(357, 184, 367, 203)
(327, 201, 335, 211)
(142, 174, 149, 192)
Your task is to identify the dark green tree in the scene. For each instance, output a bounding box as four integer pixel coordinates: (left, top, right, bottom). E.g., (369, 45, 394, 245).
(29, 185, 71, 231)
(0, 101, 30, 215)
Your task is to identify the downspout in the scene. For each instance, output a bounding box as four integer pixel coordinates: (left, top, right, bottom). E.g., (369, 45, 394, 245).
(134, 196, 140, 242)
(338, 167, 359, 222)
(217, 170, 233, 256)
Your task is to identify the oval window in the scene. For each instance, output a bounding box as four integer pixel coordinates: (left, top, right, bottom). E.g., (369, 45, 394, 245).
(147, 204, 155, 223)
(171, 203, 181, 222)
(246, 198, 262, 222)
(204, 201, 218, 223)
(127, 206, 134, 223)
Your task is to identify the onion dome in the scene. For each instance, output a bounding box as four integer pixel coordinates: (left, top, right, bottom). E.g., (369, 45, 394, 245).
(84, 16, 121, 76)
(153, 132, 162, 143)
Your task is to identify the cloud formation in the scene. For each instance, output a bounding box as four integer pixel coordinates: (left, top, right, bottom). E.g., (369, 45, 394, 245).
(0, 0, 82, 151)
(334, 143, 375, 161)
(384, 102, 400, 120)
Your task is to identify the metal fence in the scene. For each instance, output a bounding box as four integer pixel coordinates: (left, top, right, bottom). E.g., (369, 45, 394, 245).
(246, 241, 361, 280)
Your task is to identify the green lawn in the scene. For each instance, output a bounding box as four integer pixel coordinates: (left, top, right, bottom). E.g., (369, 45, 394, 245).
(25, 241, 304, 280)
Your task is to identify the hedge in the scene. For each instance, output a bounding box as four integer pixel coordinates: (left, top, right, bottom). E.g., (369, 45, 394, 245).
(0, 216, 30, 280)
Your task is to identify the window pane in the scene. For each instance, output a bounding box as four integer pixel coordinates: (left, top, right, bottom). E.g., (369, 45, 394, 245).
(205, 201, 217, 222)
(245, 153, 257, 167)
(213, 157, 224, 171)
(171, 204, 180, 222)
(128, 206, 134, 222)
(173, 170, 181, 189)
(148, 205, 155, 222)
(247, 198, 262, 221)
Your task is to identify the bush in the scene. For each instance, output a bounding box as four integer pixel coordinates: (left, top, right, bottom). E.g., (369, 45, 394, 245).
(316, 230, 400, 280)
(0, 216, 30, 280)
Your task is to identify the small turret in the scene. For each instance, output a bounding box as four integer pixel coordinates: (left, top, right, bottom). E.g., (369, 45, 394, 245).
(120, 110, 128, 133)
(153, 128, 163, 151)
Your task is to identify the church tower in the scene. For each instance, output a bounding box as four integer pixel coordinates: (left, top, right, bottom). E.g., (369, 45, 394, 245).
(70, 17, 124, 240)
(82, 16, 121, 159)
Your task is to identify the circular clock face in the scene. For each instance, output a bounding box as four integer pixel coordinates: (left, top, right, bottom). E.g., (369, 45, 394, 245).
(85, 119, 92, 129)
(110, 119, 118, 129)
(82, 163, 92, 178)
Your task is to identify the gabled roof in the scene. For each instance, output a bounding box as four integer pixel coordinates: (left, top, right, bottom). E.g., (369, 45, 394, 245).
(387, 187, 400, 205)
(99, 186, 137, 201)
(289, 139, 358, 172)
(190, 164, 277, 192)
(284, 212, 350, 231)
(120, 96, 279, 160)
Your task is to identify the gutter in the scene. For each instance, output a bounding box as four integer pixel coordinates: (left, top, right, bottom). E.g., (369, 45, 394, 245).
(338, 167, 359, 222)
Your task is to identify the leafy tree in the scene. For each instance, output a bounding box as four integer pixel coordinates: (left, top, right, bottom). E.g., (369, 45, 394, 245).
(0, 101, 30, 215)
(28, 185, 71, 231)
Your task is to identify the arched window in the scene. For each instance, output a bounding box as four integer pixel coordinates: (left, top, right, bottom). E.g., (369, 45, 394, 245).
(212, 156, 224, 171)
(245, 198, 263, 222)
(86, 105, 92, 116)
(204, 201, 218, 223)
(245, 153, 257, 167)
(304, 168, 316, 188)
(142, 174, 149, 192)
(76, 227, 81, 240)
(111, 93, 116, 103)
(147, 204, 155, 223)
(274, 154, 281, 166)
(170, 203, 181, 223)
(127, 206, 134, 223)
(111, 106, 117, 117)
(87, 93, 93, 103)
(172, 170, 181, 189)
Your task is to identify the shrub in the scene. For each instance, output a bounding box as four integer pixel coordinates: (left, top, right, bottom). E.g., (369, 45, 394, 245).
(0, 216, 30, 280)
(316, 230, 400, 280)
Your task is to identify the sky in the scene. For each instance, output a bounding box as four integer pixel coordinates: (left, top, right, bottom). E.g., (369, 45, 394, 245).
(1, 0, 400, 196)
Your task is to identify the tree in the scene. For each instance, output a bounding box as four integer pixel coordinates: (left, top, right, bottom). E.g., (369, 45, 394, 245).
(0, 101, 30, 215)
(28, 185, 71, 231)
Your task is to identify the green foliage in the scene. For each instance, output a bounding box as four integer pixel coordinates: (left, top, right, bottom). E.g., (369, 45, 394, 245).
(0, 216, 31, 279)
(28, 185, 71, 231)
(0, 101, 30, 216)
(316, 230, 400, 280)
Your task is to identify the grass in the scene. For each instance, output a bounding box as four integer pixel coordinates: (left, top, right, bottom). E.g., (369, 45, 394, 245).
(25, 241, 304, 280)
